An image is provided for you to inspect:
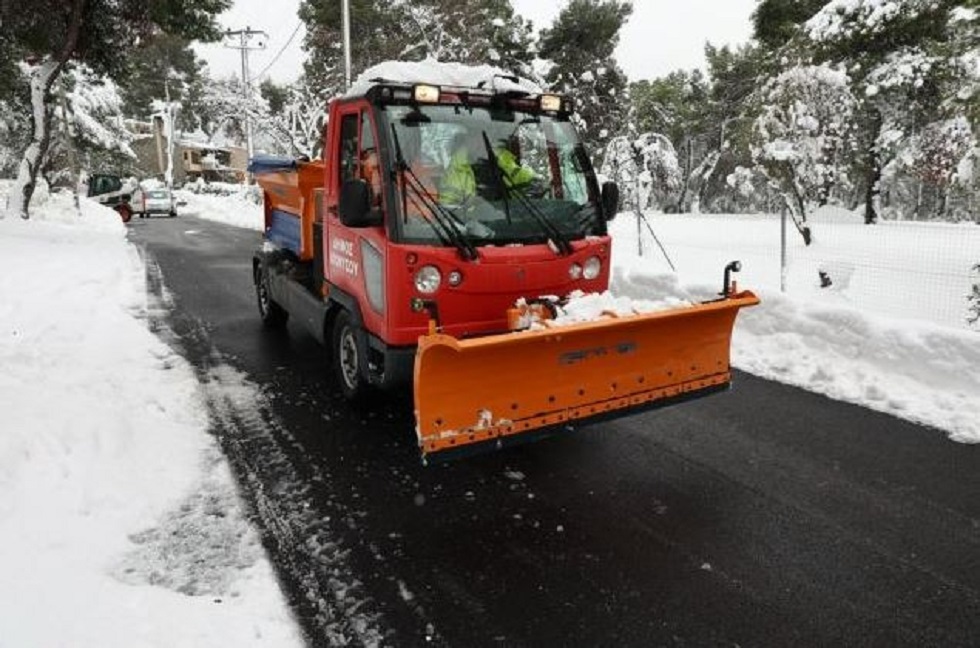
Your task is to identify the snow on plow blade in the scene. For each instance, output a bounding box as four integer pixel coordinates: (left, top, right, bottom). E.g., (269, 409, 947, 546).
(414, 291, 759, 461)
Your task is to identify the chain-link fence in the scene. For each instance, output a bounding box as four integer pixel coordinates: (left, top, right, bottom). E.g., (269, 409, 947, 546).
(611, 209, 980, 331)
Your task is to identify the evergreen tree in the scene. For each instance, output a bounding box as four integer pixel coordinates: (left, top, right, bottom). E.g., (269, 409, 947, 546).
(538, 0, 633, 160)
(119, 33, 205, 122)
(749, 62, 858, 241)
(391, 0, 533, 72)
(1, 0, 230, 219)
(299, 0, 532, 93)
(47, 66, 136, 188)
(697, 43, 769, 212)
(260, 79, 290, 116)
(751, 0, 831, 49)
(629, 70, 712, 211)
(804, 0, 974, 221)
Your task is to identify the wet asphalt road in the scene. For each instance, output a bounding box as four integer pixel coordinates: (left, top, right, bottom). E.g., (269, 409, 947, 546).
(129, 215, 980, 647)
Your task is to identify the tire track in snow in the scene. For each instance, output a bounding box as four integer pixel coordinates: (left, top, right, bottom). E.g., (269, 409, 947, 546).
(138, 251, 391, 647)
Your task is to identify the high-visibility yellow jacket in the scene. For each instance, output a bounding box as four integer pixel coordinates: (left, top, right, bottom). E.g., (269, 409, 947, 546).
(440, 148, 537, 204)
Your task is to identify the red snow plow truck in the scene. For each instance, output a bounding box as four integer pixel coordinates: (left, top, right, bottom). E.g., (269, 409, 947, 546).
(251, 68, 759, 462)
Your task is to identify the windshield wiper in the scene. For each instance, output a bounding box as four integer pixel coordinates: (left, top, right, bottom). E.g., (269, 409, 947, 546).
(390, 124, 478, 261)
(482, 132, 573, 256)
(480, 131, 512, 225)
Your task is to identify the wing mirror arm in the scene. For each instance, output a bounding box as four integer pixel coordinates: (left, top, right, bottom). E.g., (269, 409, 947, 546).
(600, 181, 620, 221)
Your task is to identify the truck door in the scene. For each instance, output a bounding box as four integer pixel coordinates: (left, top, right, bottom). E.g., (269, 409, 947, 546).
(326, 102, 389, 341)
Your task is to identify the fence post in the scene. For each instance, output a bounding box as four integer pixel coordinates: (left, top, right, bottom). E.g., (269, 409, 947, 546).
(781, 206, 787, 293)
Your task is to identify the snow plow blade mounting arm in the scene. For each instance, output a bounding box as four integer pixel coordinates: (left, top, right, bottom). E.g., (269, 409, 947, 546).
(413, 291, 759, 461)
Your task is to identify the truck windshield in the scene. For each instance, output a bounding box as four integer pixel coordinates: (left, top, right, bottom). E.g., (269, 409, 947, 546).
(382, 103, 602, 248)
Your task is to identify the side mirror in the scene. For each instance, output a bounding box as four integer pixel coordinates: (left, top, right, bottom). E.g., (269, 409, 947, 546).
(600, 181, 620, 221)
(339, 179, 382, 228)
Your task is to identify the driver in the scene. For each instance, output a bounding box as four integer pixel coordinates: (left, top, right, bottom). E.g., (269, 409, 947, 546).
(440, 132, 540, 205)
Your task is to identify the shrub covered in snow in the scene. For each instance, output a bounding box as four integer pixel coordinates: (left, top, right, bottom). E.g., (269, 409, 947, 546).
(601, 132, 681, 211)
(969, 264, 980, 329)
(750, 63, 857, 229)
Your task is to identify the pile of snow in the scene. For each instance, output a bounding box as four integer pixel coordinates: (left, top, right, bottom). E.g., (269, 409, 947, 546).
(0, 182, 300, 646)
(731, 292, 980, 443)
(526, 272, 694, 329)
(347, 57, 542, 97)
(175, 183, 263, 231)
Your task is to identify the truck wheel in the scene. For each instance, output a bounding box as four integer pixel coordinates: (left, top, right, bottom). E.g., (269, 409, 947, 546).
(116, 204, 132, 224)
(255, 265, 288, 329)
(333, 310, 366, 401)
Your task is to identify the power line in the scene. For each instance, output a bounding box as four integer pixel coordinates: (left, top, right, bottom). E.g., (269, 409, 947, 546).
(251, 21, 303, 83)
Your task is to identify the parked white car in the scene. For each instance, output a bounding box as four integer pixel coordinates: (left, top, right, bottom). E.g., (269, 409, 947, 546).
(132, 186, 177, 218)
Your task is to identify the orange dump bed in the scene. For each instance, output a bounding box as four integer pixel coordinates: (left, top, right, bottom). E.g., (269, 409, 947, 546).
(254, 160, 325, 261)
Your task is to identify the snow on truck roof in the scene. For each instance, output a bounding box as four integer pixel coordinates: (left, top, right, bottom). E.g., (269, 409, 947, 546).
(344, 58, 543, 98)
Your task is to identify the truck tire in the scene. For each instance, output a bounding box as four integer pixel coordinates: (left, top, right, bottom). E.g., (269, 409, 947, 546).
(255, 264, 288, 329)
(332, 310, 366, 401)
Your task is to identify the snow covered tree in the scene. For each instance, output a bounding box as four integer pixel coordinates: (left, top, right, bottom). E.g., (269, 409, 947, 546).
(257, 77, 329, 159)
(46, 66, 135, 190)
(969, 264, 980, 329)
(192, 76, 270, 148)
(629, 69, 718, 211)
(601, 132, 681, 212)
(751, 0, 831, 49)
(749, 63, 857, 241)
(695, 43, 772, 213)
(538, 0, 633, 161)
(0, 0, 229, 219)
(804, 0, 975, 222)
(300, 0, 534, 93)
(390, 0, 533, 73)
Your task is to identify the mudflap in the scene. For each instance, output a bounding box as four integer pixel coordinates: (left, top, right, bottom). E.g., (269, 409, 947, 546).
(413, 291, 759, 461)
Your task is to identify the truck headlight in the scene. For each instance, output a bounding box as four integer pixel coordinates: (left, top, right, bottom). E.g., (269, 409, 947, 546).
(414, 265, 441, 294)
(569, 263, 583, 280)
(583, 256, 602, 280)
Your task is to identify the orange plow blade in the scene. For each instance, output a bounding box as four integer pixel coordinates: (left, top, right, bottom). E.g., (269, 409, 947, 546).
(413, 291, 759, 461)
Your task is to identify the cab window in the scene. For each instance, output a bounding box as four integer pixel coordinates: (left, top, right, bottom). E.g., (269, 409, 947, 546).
(338, 114, 359, 184)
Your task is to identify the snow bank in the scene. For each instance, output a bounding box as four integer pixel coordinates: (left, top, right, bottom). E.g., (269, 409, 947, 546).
(175, 184, 263, 231)
(732, 292, 980, 443)
(608, 215, 980, 443)
(347, 57, 542, 97)
(0, 182, 300, 646)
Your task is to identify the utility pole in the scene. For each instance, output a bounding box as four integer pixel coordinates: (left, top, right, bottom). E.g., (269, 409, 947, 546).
(223, 26, 268, 170)
(162, 77, 181, 190)
(342, 0, 352, 91)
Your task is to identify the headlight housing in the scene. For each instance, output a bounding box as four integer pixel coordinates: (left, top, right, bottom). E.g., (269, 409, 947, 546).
(414, 265, 442, 294)
(583, 256, 602, 280)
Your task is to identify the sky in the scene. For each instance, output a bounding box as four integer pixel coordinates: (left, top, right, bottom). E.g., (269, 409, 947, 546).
(195, 0, 757, 86)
